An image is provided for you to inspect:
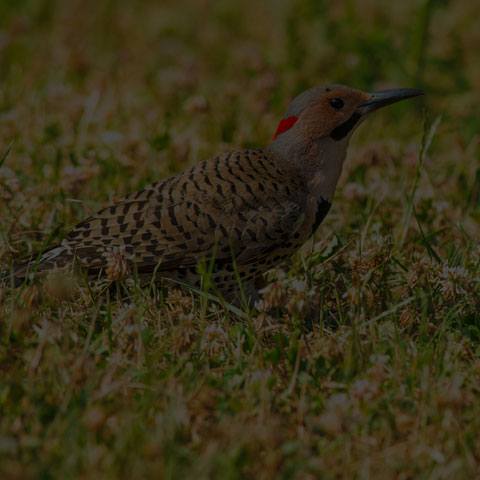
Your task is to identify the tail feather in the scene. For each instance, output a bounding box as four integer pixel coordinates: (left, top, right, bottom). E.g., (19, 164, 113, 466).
(1, 244, 72, 287)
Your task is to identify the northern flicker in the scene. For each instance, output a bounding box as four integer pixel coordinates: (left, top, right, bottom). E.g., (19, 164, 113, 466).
(5, 85, 423, 302)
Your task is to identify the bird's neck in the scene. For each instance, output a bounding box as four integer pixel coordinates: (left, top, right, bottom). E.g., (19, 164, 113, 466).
(268, 135, 349, 203)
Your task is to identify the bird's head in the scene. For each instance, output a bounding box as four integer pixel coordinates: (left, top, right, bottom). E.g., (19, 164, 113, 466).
(269, 84, 423, 201)
(272, 84, 423, 144)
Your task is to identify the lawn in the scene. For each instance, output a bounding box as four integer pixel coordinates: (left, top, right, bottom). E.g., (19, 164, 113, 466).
(1, 0, 480, 478)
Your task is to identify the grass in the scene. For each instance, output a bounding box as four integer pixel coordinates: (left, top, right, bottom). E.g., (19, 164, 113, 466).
(1, 0, 480, 478)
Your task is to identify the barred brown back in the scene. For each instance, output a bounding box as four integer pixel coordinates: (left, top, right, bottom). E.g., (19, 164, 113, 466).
(10, 148, 331, 301)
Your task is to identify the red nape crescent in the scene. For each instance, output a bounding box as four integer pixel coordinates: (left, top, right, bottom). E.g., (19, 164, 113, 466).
(273, 115, 298, 140)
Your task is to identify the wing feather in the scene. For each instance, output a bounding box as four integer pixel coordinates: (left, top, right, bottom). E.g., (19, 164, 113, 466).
(12, 150, 309, 281)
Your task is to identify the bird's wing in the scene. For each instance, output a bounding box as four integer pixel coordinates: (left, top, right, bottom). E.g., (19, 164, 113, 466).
(15, 149, 308, 277)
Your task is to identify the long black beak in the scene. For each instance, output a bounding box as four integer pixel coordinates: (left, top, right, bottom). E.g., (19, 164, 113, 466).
(357, 88, 424, 113)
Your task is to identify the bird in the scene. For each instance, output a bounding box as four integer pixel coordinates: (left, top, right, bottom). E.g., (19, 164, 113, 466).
(4, 85, 423, 303)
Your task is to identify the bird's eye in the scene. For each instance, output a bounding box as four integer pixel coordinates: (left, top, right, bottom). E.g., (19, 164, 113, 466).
(329, 97, 344, 109)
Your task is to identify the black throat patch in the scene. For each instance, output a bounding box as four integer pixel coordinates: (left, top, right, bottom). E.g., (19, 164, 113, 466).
(311, 198, 332, 235)
(330, 112, 361, 141)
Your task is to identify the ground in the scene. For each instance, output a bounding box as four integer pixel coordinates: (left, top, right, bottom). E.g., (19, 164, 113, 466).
(1, 0, 480, 478)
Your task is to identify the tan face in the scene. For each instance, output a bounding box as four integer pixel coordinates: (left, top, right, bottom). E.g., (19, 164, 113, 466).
(269, 84, 423, 201)
(271, 84, 423, 147)
(297, 86, 372, 142)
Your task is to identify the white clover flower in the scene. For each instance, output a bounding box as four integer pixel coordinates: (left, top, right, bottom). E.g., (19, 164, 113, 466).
(438, 264, 471, 300)
(105, 246, 130, 282)
(290, 279, 308, 293)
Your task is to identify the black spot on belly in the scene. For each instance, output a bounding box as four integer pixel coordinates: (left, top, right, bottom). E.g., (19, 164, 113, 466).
(312, 198, 332, 234)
